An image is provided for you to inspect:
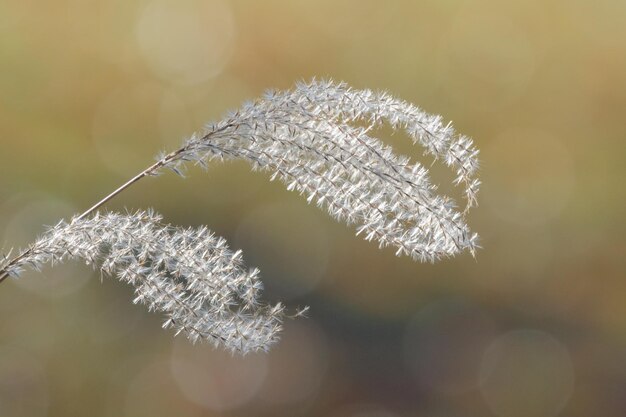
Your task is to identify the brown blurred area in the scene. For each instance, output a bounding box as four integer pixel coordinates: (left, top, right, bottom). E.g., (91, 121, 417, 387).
(1, 0, 625, 416)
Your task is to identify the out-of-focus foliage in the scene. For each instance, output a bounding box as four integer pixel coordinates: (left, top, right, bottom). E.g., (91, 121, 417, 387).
(0, 0, 624, 416)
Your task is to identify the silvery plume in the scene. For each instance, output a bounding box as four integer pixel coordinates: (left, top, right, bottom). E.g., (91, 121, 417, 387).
(0, 80, 480, 354)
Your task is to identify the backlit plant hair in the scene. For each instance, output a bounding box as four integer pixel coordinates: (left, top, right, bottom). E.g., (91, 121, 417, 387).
(0, 80, 480, 354)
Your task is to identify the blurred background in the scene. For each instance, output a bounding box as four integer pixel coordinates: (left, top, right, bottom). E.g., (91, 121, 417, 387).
(0, 0, 625, 416)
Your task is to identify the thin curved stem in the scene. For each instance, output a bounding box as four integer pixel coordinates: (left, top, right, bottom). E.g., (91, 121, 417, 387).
(76, 155, 174, 221)
(0, 120, 239, 285)
(0, 150, 183, 284)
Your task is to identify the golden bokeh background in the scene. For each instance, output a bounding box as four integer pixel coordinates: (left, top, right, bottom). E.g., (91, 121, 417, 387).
(1, 0, 625, 416)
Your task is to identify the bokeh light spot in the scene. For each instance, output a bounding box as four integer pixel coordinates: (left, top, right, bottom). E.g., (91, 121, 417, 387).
(170, 337, 267, 411)
(136, 0, 235, 85)
(479, 329, 574, 417)
(124, 358, 202, 417)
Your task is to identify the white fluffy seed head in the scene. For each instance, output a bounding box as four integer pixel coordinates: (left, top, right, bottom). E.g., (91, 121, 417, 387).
(0, 80, 480, 353)
(3, 211, 282, 354)
(175, 79, 480, 262)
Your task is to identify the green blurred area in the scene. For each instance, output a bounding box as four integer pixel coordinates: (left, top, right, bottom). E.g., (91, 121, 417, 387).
(1, 0, 625, 416)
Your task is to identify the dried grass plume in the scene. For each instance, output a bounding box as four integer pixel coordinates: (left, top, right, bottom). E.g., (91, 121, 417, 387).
(0, 80, 480, 354)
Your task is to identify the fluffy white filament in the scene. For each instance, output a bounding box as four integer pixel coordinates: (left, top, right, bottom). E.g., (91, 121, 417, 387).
(0, 79, 480, 353)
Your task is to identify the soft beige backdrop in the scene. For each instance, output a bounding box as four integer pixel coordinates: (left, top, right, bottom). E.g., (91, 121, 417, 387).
(1, 1, 625, 416)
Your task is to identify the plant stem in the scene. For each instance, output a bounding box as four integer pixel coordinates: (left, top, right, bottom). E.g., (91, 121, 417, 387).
(75, 154, 176, 221)
(0, 122, 237, 285)
(0, 150, 184, 284)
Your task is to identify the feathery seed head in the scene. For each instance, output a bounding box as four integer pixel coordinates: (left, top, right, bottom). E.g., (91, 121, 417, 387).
(0, 79, 480, 353)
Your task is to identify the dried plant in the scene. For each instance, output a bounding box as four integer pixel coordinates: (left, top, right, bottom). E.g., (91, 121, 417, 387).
(0, 80, 480, 354)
